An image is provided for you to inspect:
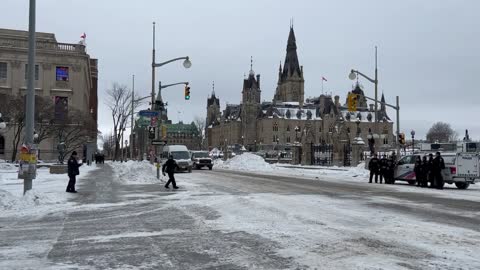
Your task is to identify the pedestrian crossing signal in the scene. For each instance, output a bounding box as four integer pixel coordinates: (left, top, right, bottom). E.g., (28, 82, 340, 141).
(347, 93, 358, 112)
(148, 126, 156, 139)
(184, 86, 191, 100)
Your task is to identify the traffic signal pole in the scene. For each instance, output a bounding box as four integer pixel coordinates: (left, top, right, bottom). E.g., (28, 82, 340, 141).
(363, 94, 401, 161)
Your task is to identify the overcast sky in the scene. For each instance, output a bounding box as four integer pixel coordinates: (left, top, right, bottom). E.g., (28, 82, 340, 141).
(3, 0, 480, 141)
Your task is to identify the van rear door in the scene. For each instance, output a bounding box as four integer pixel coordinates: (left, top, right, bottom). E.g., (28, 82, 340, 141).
(456, 153, 480, 179)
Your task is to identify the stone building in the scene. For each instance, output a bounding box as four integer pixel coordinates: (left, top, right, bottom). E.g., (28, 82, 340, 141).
(0, 28, 98, 161)
(206, 26, 394, 165)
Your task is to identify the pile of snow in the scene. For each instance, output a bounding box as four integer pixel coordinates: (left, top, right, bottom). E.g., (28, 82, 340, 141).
(216, 153, 275, 172)
(109, 160, 161, 184)
(0, 189, 66, 212)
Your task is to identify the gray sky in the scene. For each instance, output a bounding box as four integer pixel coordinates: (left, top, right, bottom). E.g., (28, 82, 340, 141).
(3, 0, 480, 141)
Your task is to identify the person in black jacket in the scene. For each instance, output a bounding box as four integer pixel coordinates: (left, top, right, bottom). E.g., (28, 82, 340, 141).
(66, 151, 82, 193)
(427, 153, 434, 188)
(385, 156, 396, 184)
(368, 154, 380, 183)
(432, 152, 446, 189)
(379, 155, 388, 184)
(420, 156, 429, 187)
(414, 156, 423, 186)
(162, 155, 180, 189)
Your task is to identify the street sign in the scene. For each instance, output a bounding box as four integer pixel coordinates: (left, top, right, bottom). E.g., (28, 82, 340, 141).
(137, 116, 150, 127)
(151, 140, 167, 146)
(139, 110, 159, 117)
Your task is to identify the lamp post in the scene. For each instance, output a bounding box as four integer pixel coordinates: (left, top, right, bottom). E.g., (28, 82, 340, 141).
(349, 47, 378, 123)
(254, 140, 257, 152)
(294, 126, 300, 143)
(151, 22, 191, 108)
(411, 130, 415, 154)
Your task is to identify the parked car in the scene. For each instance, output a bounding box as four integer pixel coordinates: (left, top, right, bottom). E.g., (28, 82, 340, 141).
(161, 145, 193, 173)
(191, 151, 213, 170)
(394, 152, 479, 189)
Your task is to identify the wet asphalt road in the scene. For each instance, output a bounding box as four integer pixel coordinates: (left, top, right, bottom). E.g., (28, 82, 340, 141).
(1, 164, 479, 269)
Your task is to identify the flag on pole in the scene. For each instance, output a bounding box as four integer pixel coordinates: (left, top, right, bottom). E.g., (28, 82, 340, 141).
(322, 76, 327, 82)
(80, 33, 86, 39)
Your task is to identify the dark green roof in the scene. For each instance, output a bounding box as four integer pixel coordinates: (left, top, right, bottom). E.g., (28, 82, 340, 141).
(166, 122, 199, 135)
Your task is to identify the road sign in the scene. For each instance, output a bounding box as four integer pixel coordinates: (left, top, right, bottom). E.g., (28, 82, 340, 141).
(151, 140, 167, 146)
(137, 116, 150, 127)
(139, 110, 159, 117)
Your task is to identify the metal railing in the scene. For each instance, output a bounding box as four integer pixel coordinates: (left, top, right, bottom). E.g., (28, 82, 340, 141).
(0, 38, 86, 53)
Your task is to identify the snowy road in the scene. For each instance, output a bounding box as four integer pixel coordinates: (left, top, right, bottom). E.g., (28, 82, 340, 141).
(1, 162, 480, 269)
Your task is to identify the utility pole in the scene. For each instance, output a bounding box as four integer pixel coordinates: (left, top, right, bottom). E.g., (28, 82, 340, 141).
(23, 0, 36, 194)
(131, 74, 135, 160)
(151, 22, 156, 110)
(374, 46, 378, 124)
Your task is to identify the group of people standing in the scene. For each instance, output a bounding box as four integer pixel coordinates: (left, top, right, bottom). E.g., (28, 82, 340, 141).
(414, 152, 446, 189)
(368, 151, 446, 189)
(368, 153, 397, 184)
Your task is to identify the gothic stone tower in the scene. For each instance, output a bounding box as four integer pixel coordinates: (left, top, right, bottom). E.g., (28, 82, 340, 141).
(206, 87, 221, 146)
(241, 65, 261, 150)
(274, 26, 305, 105)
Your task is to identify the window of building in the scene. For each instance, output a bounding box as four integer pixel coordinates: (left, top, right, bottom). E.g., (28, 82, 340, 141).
(286, 137, 291, 143)
(56, 66, 69, 81)
(273, 122, 278, 132)
(0, 62, 7, 79)
(24, 64, 39, 80)
(286, 125, 290, 131)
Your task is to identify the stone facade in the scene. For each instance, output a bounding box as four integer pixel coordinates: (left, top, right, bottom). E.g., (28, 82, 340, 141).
(206, 26, 395, 165)
(0, 28, 98, 161)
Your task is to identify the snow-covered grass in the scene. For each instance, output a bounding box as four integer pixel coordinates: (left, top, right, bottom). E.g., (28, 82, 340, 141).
(0, 162, 98, 217)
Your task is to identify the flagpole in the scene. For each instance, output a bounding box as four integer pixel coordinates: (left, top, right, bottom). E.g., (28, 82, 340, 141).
(321, 79, 324, 95)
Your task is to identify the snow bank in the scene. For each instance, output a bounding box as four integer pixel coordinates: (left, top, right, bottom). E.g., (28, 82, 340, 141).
(216, 153, 275, 172)
(109, 160, 161, 184)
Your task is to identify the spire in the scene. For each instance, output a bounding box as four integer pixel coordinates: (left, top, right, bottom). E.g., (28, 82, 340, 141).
(380, 93, 386, 111)
(212, 81, 215, 96)
(249, 56, 255, 76)
(281, 26, 301, 80)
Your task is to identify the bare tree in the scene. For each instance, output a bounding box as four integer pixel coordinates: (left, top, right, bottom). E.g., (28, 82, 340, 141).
(105, 83, 142, 161)
(426, 122, 456, 143)
(53, 108, 96, 163)
(193, 117, 206, 150)
(1, 95, 25, 162)
(34, 96, 56, 145)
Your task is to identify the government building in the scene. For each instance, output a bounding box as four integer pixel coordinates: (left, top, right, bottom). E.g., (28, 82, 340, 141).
(0, 28, 98, 161)
(206, 26, 394, 165)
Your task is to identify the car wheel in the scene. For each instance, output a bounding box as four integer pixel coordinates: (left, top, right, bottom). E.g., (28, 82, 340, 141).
(188, 167, 192, 173)
(195, 165, 200, 170)
(407, 180, 416, 185)
(455, 182, 470, 189)
(208, 166, 212, 170)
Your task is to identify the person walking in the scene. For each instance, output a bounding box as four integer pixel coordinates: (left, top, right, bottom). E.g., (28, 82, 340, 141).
(414, 156, 423, 187)
(421, 156, 429, 187)
(432, 152, 446, 189)
(368, 154, 380, 183)
(66, 151, 82, 193)
(379, 155, 388, 184)
(162, 155, 180, 189)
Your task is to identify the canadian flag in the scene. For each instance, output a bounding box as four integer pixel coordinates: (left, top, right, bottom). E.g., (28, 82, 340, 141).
(322, 76, 327, 82)
(80, 33, 86, 39)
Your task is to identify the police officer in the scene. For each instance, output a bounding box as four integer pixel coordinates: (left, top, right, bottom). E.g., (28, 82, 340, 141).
(162, 155, 180, 189)
(66, 151, 82, 193)
(384, 156, 396, 184)
(414, 156, 422, 186)
(368, 153, 380, 183)
(421, 156, 429, 187)
(432, 152, 446, 189)
(379, 155, 388, 184)
(427, 153, 434, 188)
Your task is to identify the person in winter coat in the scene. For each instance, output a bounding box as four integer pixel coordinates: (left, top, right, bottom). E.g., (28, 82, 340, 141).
(432, 152, 446, 189)
(421, 156, 429, 187)
(427, 153, 434, 188)
(379, 155, 388, 184)
(66, 151, 82, 193)
(162, 155, 180, 189)
(368, 154, 380, 183)
(385, 156, 396, 184)
(414, 156, 423, 186)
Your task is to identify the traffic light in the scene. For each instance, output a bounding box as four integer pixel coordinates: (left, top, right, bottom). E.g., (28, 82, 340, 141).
(184, 85, 191, 100)
(347, 93, 358, 112)
(161, 125, 167, 139)
(148, 126, 156, 139)
(398, 133, 406, 145)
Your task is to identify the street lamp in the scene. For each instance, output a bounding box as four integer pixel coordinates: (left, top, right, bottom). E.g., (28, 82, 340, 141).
(411, 130, 415, 153)
(294, 126, 300, 143)
(349, 47, 378, 124)
(355, 117, 361, 137)
(151, 22, 192, 108)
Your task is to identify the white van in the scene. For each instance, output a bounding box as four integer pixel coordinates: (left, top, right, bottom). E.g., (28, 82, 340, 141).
(161, 145, 193, 173)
